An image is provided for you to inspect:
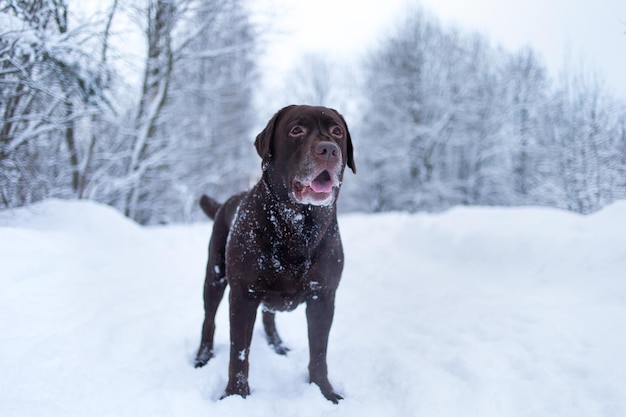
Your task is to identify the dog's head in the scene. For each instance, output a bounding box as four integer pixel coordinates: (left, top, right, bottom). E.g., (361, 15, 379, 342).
(255, 105, 356, 206)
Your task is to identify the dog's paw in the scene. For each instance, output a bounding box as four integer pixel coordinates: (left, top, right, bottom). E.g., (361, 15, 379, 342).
(310, 377, 343, 404)
(222, 377, 250, 399)
(323, 391, 344, 405)
(194, 346, 214, 368)
(269, 342, 290, 356)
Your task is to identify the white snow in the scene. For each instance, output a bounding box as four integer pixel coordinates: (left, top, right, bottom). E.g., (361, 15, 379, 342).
(1, 199, 625, 417)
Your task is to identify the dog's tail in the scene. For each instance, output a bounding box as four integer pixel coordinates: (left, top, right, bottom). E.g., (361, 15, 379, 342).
(199, 194, 222, 220)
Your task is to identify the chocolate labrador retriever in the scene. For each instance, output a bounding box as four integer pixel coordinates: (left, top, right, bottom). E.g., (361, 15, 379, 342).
(194, 105, 356, 403)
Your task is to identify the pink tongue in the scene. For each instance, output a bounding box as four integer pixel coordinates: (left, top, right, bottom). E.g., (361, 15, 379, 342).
(311, 182, 333, 193)
(311, 172, 333, 193)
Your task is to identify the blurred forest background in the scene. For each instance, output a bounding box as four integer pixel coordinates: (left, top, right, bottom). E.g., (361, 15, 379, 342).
(2, 0, 625, 224)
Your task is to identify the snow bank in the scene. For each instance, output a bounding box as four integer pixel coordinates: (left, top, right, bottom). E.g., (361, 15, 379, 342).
(1, 199, 625, 417)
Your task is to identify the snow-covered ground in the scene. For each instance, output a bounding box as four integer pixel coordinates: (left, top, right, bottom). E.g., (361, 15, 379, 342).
(1, 199, 625, 417)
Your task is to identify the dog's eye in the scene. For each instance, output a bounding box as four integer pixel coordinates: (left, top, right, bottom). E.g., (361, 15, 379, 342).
(289, 126, 305, 137)
(330, 126, 343, 138)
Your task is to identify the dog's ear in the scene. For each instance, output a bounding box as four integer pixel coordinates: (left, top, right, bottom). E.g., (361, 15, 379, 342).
(332, 110, 356, 174)
(345, 125, 356, 174)
(255, 105, 295, 167)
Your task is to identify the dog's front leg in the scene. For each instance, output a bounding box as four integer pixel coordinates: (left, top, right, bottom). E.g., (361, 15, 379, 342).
(223, 289, 259, 399)
(306, 292, 343, 404)
(195, 267, 227, 368)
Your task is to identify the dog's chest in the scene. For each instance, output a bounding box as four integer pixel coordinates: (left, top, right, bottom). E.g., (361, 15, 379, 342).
(249, 216, 323, 311)
(256, 229, 315, 279)
(251, 251, 315, 311)
(227, 199, 340, 310)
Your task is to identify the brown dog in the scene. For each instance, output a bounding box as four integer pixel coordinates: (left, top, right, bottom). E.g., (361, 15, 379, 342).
(194, 105, 356, 403)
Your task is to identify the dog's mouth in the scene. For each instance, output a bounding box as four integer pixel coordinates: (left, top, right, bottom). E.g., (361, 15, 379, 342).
(292, 170, 338, 206)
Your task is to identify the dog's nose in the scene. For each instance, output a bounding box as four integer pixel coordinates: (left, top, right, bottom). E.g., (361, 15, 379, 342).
(315, 141, 340, 162)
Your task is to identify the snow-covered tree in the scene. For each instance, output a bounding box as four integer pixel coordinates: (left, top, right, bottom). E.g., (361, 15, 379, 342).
(1, 0, 257, 223)
(548, 68, 623, 213)
(0, 0, 109, 207)
(360, 11, 511, 211)
(358, 5, 626, 214)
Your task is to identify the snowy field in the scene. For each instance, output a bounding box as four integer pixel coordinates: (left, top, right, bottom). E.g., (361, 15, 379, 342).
(1, 199, 625, 417)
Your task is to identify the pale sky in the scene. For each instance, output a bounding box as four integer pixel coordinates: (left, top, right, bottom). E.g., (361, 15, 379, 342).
(254, 0, 626, 98)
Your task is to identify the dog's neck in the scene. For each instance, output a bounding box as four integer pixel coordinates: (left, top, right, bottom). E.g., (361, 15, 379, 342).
(254, 177, 336, 256)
